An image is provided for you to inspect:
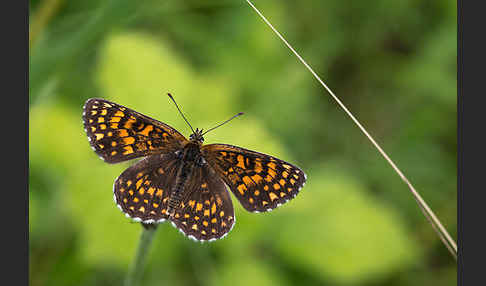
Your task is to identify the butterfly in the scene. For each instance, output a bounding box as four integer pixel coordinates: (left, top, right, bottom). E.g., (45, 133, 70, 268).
(82, 95, 306, 242)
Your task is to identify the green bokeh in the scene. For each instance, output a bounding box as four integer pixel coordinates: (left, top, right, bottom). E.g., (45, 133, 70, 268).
(30, 1, 456, 286)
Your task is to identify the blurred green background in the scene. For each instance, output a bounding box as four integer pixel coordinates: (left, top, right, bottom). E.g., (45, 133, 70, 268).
(29, 0, 456, 285)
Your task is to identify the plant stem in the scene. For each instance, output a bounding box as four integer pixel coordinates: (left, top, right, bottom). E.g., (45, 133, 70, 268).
(124, 223, 158, 286)
(245, 0, 457, 259)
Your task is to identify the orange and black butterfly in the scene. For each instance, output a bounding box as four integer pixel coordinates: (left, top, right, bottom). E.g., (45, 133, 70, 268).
(82, 95, 306, 242)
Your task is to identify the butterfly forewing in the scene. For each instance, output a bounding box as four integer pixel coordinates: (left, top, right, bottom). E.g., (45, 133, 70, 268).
(171, 165, 235, 241)
(83, 98, 188, 163)
(202, 144, 306, 212)
(114, 153, 180, 222)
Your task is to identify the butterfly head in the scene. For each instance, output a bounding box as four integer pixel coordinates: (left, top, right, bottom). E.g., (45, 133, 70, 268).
(189, 128, 205, 144)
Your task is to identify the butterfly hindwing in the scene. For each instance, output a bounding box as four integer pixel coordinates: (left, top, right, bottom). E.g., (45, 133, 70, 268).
(113, 153, 180, 223)
(202, 144, 306, 212)
(170, 164, 235, 241)
(83, 98, 188, 163)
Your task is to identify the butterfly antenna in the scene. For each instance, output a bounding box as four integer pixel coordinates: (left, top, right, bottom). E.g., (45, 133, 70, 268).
(167, 93, 196, 134)
(202, 112, 244, 136)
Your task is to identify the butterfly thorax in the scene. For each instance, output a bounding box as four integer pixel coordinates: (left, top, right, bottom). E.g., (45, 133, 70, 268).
(167, 140, 205, 217)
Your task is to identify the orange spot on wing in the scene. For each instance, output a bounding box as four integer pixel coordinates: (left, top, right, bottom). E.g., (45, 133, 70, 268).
(269, 192, 278, 201)
(242, 176, 253, 186)
(123, 137, 135, 145)
(251, 174, 263, 184)
(114, 111, 124, 117)
(136, 178, 143, 189)
(255, 161, 263, 173)
(118, 129, 129, 137)
(123, 145, 134, 155)
(267, 162, 277, 170)
(147, 187, 155, 196)
(236, 155, 246, 169)
(124, 118, 136, 129)
(139, 125, 153, 136)
(268, 168, 277, 178)
(237, 184, 247, 195)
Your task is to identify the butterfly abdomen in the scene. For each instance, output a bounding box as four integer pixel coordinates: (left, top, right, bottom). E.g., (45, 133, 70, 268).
(167, 143, 202, 216)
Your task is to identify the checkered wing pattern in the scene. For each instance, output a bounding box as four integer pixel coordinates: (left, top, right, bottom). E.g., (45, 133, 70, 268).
(202, 144, 306, 212)
(113, 153, 179, 223)
(83, 98, 188, 163)
(171, 165, 235, 241)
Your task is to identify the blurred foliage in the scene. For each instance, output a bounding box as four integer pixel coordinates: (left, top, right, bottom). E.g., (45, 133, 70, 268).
(29, 0, 456, 285)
